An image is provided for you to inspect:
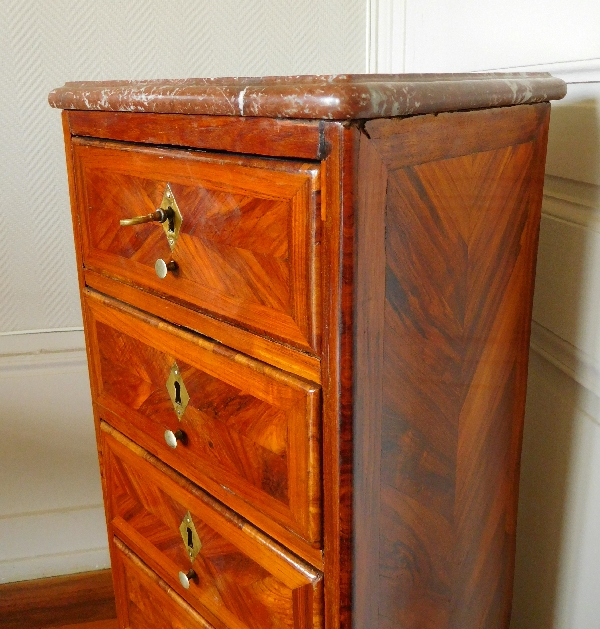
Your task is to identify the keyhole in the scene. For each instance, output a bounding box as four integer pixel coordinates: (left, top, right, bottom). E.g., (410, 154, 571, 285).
(167, 207, 175, 233)
(174, 381, 182, 405)
(187, 526, 193, 550)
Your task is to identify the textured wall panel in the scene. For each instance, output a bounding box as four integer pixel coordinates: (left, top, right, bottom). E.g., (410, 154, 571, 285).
(0, 0, 366, 334)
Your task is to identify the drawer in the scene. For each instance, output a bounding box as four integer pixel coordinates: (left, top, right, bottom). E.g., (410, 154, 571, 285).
(72, 138, 321, 353)
(85, 290, 321, 548)
(112, 538, 215, 628)
(102, 424, 324, 629)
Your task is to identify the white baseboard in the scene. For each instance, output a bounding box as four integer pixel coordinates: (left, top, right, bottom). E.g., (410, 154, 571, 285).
(0, 549, 111, 584)
(543, 176, 600, 232)
(0, 329, 86, 376)
(0, 328, 84, 353)
(530, 321, 600, 427)
(0, 506, 110, 583)
(0, 328, 107, 584)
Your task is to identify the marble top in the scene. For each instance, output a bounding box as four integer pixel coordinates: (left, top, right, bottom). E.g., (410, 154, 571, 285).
(48, 73, 566, 120)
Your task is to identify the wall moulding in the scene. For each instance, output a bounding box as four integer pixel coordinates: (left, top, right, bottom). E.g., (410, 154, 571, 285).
(542, 176, 600, 233)
(0, 329, 86, 377)
(530, 321, 600, 426)
(544, 175, 600, 209)
(0, 506, 110, 584)
(367, 0, 405, 73)
(490, 57, 600, 84)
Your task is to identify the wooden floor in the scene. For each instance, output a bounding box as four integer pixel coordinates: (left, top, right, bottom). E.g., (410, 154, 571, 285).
(0, 570, 117, 629)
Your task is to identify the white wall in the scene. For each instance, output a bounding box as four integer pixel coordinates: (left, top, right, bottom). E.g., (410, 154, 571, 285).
(369, 1, 600, 627)
(0, 331, 107, 582)
(519, 80, 600, 629)
(0, 0, 366, 583)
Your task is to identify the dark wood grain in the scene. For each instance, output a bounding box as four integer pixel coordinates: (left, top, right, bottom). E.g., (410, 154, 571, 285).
(319, 122, 357, 629)
(102, 425, 323, 629)
(85, 291, 322, 550)
(0, 570, 115, 629)
(66, 111, 326, 160)
(353, 103, 550, 629)
(352, 128, 389, 629)
(73, 139, 321, 353)
(364, 103, 548, 170)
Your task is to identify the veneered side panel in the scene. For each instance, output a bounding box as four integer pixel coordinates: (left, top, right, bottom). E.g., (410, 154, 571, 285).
(354, 104, 550, 629)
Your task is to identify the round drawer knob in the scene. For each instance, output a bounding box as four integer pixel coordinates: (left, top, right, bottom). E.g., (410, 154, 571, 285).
(178, 569, 196, 589)
(164, 429, 185, 449)
(155, 258, 178, 279)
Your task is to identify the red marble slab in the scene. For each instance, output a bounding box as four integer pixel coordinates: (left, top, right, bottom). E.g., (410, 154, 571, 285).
(49, 73, 566, 119)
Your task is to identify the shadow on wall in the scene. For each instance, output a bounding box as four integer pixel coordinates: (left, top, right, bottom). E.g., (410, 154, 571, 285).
(511, 91, 600, 629)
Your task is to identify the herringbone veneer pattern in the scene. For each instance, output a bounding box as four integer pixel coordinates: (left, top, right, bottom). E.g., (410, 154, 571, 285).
(354, 104, 550, 629)
(380, 143, 538, 627)
(380, 142, 541, 628)
(103, 429, 323, 629)
(86, 292, 322, 545)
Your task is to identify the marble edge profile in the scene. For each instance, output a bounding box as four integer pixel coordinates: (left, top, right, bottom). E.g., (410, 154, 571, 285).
(48, 73, 567, 119)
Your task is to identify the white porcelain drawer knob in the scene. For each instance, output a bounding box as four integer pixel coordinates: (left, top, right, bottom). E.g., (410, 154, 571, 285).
(155, 258, 178, 279)
(164, 429, 184, 449)
(178, 569, 196, 589)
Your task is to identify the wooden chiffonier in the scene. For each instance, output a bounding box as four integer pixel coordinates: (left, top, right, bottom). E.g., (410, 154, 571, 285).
(49, 74, 566, 629)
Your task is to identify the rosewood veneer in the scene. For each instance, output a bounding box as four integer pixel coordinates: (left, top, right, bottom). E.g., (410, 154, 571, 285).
(49, 73, 566, 629)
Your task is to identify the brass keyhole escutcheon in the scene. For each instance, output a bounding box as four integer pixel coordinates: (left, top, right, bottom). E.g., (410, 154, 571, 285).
(166, 362, 190, 420)
(179, 511, 201, 563)
(119, 183, 183, 251)
(160, 184, 183, 251)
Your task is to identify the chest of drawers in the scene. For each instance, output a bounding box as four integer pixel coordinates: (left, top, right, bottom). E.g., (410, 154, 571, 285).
(49, 74, 566, 629)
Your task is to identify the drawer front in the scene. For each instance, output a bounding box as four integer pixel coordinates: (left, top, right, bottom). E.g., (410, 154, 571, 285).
(112, 538, 215, 628)
(103, 425, 323, 629)
(85, 290, 321, 546)
(73, 139, 321, 353)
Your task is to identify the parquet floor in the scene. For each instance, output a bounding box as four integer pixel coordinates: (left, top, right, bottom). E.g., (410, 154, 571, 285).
(0, 570, 116, 629)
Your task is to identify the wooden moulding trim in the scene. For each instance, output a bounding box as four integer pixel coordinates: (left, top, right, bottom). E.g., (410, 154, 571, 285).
(62, 110, 112, 483)
(85, 288, 319, 394)
(352, 131, 389, 629)
(66, 111, 326, 160)
(84, 272, 321, 384)
(62, 112, 86, 296)
(320, 122, 356, 629)
(71, 136, 322, 185)
(83, 254, 315, 351)
(364, 102, 549, 170)
(502, 104, 551, 619)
